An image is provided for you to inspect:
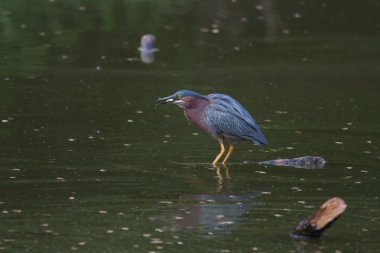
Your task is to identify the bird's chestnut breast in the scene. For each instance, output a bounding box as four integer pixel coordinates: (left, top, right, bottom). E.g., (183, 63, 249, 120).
(182, 97, 210, 133)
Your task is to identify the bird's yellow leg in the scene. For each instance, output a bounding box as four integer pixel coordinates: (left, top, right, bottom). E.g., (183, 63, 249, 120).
(222, 144, 234, 165)
(212, 139, 225, 166)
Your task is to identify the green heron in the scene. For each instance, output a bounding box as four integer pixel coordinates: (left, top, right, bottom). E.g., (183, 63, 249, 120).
(156, 90, 267, 166)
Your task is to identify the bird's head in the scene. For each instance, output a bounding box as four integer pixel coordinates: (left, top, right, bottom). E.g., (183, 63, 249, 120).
(156, 90, 208, 109)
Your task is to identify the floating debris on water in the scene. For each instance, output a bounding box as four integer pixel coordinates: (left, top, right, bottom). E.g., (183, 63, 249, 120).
(138, 34, 159, 64)
(257, 156, 326, 169)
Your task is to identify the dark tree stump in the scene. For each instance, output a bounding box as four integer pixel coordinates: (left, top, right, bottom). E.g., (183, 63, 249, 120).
(291, 197, 347, 239)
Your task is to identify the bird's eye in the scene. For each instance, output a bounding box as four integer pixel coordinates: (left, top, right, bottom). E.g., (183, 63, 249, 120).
(176, 94, 181, 99)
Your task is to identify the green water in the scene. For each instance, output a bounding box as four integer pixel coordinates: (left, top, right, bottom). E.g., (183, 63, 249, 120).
(1, 1, 380, 252)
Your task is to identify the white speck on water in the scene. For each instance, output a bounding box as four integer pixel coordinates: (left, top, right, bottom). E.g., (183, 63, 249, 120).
(61, 55, 68, 60)
(68, 138, 76, 142)
(255, 171, 267, 174)
(9, 176, 16, 179)
(346, 166, 353, 169)
(1, 120, 8, 123)
(78, 6, 86, 11)
(218, 221, 234, 225)
(174, 216, 184, 220)
(99, 210, 108, 214)
(78, 242, 86, 246)
(346, 122, 353, 126)
(211, 28, 219, 34)
(273, 214, 283, 217)
(293, 13, 301, 18)
(342, 127, 349, 130)
(155, 228, 164, 233)
(364, 151, 371, 154)
(106, 230, 114, 234)
(12, 209, 22, 213)
(163, 140, 168, 143)
(286, 147, 294, 150)
(354, 181, 362, 184)
(335, 141, 343, 145)
(177, 241, 184, 245)
(216, 214, 224, 219)
(88, 136, 94, 139)
(127, 119, 134, 123)
(124, 144, 131, 147)
(164, 134, 170, 138)
(298, 200, 306, 204)
(367, 140, 372, 144)
(164, 114, 171, 118)
(99, 169, 107, 172)
(283, 29, 290, 34)
(41, 223, 49, 227)
(143, 233, 151, 238)
(159, 201, 173, 204)
(192, 132, 199, 136)
(255, 5, 263, 10)
(261, 191, 271, 195)
(275, 110, 288, 114)
(69, 196, 75, 200)
(96, 66, 101, 70)
(150, 238, 163, 244)
(200, 27, 209, 32)
(361, 170, 368, 173)
(136, 110, 143, 114)
(121, 227, 129, 231)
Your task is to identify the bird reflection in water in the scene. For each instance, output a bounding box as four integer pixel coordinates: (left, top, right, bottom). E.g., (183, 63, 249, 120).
(214, 165, 231, 193)
(174, 191, 261, 236)
(138, 34, 159, 64)
(159, 164, 262, 236)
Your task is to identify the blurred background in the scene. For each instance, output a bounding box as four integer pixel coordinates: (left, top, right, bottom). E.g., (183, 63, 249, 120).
(0, 0, 380, 252)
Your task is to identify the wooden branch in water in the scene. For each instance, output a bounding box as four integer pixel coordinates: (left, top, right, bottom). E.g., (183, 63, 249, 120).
(291, 197, 347, 239)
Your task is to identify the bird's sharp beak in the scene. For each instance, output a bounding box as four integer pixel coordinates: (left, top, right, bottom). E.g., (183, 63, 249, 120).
(155, 95, 176, 105)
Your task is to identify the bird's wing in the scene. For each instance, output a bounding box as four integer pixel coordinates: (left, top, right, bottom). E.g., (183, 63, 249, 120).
(205, 94, 267, 145)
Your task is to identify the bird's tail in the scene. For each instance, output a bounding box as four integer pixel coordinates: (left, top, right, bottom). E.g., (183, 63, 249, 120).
(253, 131, 268, 146)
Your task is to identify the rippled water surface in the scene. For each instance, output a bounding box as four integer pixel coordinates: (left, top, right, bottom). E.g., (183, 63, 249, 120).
(1, 1, 380, 252)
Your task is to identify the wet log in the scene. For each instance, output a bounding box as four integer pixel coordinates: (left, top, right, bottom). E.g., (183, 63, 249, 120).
(291, 197, 347, 239)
